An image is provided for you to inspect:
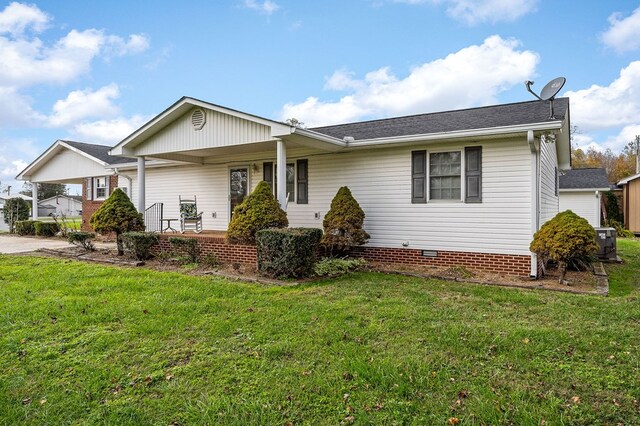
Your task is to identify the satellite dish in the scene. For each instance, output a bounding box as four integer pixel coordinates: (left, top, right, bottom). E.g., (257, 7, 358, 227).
(524, 76, 566, 119)
(540, 77, 566, 101)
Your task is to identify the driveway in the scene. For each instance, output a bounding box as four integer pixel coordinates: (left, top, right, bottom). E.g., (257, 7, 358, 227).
(0, 235, 115, 254)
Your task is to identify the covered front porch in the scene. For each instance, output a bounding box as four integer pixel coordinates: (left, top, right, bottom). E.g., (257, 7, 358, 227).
(107, 97, 346, 232)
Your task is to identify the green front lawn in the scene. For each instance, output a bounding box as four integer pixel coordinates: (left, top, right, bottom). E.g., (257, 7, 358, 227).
(0, 240, 639, 424)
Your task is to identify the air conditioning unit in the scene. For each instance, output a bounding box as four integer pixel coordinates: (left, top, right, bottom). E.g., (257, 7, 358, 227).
(594, 227, 617, 261)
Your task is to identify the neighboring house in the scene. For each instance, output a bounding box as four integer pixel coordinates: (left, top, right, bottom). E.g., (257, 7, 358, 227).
(0, 193, 33, 232)
(559, 168, 609, 228)
(618, 172, 640, 234)
(18, 96, 571, 277)
(37, 195, 83, 217)
(16, 140, 132, 230)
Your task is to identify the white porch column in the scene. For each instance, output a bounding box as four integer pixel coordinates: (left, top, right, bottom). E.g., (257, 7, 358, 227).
(137, 156, 145, 213)
(31, 183, 38, 220)
(276, 140, 287, 211)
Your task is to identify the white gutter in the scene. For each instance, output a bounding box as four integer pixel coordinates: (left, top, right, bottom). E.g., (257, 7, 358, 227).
(347, 121, 563, 147)
(559, 188, 610, 193)
(290, 127, 347, 147)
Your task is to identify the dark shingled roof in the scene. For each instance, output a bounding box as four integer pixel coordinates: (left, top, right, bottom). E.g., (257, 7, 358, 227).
(560, 168, 610, 189)
(62, 140, 132, 165)
(310, 98, 569, 140)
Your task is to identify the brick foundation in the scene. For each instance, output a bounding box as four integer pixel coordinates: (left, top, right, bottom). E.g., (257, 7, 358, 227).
(81, 175, 119, 231)
(351, 246, 532, 276)
(155, 234, 257, 264)
(151, 234, 532, 276)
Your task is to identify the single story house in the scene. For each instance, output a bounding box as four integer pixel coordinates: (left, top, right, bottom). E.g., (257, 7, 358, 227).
(559, 168, 609, 228)
(37, 194, 83, 217)
(18, 96, 571, 277)
(618, 172, 640, 234)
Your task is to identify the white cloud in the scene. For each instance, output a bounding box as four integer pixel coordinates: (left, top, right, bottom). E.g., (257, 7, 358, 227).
(601, 6, 640, 53)
(0, 27, 150, 88)
(0, 86, 46, 126)
(281, 35, 539, 126)
(72, 115, 149, 144)
(393, 0, 538, 25)
(49, 84, 121, 127)
(0, 2, 49, 36)
(572, 124, 640, 154)
(243, 0, 280, 15)
(565, 61, 640, 132)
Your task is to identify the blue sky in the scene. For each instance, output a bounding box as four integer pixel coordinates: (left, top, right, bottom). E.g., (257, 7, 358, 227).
(1, 0, 640, 194)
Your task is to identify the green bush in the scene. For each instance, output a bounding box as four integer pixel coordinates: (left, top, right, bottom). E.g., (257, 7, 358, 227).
(68, 231, 96, 251)
(605, 219, 634, 238)
(122, 232, 159, 260)
(90, 188, 144, 255)
(34, 221, 60, 237)
(321, 186, 369, 254)
(2, 197, 30, 233)
(530, 210, 598, 283)
(201, 253, 220, 269)
(256, 227, 322, 278)
(604, 191, 623, 224)
(15, 220, 38, 236)
(169, 237, 200, 264)
(227, 181, 288, 245)
(314, 257, 367, 277)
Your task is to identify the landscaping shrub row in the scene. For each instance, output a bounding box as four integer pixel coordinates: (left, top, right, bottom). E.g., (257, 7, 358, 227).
(15, 220, 60, 237)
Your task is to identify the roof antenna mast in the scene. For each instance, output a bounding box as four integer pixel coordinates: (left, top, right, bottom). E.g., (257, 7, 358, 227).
(524, 77, 566, 119)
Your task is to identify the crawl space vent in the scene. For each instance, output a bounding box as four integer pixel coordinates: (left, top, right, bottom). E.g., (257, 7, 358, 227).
(191, 109, 206, 130)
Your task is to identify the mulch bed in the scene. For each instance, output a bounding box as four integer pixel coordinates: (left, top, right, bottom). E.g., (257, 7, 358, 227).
(31, 246, 608, 295)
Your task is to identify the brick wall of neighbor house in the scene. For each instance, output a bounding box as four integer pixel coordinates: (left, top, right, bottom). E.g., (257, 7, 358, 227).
(350, 246, 531, 276)
(154, 234, 257, 264)
(81, 175, 119, 231)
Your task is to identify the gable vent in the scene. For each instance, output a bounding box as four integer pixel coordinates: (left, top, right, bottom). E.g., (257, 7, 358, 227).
(191, 109, 206, 130)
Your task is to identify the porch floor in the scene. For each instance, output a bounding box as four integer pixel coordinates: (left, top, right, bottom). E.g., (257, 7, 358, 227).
(159, 230, 227, 239)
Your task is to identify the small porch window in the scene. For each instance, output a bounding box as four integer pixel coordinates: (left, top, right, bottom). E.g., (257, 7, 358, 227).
(93, 177, 109, 200)
(263, 162, 298, 202)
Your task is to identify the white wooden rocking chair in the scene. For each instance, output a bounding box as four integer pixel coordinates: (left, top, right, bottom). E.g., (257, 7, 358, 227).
(179, 195, 203, 233)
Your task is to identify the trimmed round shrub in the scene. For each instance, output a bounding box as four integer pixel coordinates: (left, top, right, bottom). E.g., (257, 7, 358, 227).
(122, 232, 159, 260)
(90, 188, 144, 255)
(15, 220, 38, 236)
(227, 181, 288, 245)
(256, 227, 322, 278)
(530, 210, 598, 283)
(321, 186, 369, 254)
(34, 221, 60, 237)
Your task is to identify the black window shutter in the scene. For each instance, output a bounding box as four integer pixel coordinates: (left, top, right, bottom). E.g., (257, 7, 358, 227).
(411, 150, 426, 203)
(465, 146, 482, 203)
(86, 177, 93, 201)
(263, 162, 273, 190)
(296, 159, 308, 204)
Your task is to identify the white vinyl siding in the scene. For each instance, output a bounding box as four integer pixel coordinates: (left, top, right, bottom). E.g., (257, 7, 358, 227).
(559, 191, 601, 228)
(135, 109, 273, 157)
(130, 138, 533, 256)
(539, 137, 560, 225)
(29, 149, 108, 183)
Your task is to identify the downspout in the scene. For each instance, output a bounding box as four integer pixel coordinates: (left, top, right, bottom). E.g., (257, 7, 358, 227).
(528, 130, 540, 278)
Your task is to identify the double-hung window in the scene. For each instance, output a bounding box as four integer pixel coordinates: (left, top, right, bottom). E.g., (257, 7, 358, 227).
(412, 147, 482, 203)
(429, 151, 461, 200)
(263, 159, 308, 204)
(93, 177, 107, 200)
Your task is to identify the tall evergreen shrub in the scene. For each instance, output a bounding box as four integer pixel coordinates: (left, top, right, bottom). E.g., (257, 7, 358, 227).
(90, 188, 144, 255)
(321, 186, 369, 254)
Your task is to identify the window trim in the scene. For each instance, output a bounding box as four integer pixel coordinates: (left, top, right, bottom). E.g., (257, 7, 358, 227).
(93, 176, 108, 200)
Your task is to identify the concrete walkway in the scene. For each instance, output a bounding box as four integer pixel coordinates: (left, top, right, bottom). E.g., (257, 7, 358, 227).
(0, 234, 114, 254)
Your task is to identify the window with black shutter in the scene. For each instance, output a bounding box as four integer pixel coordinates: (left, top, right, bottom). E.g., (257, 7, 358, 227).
(411, 150, 426, 203)
(263, 162, 273, 189)
(465, 146, 482, 203)
(296, 159, 308, 204)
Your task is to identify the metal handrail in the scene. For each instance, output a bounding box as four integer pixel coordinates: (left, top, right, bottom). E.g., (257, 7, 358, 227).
(144, 202, 163, 233)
